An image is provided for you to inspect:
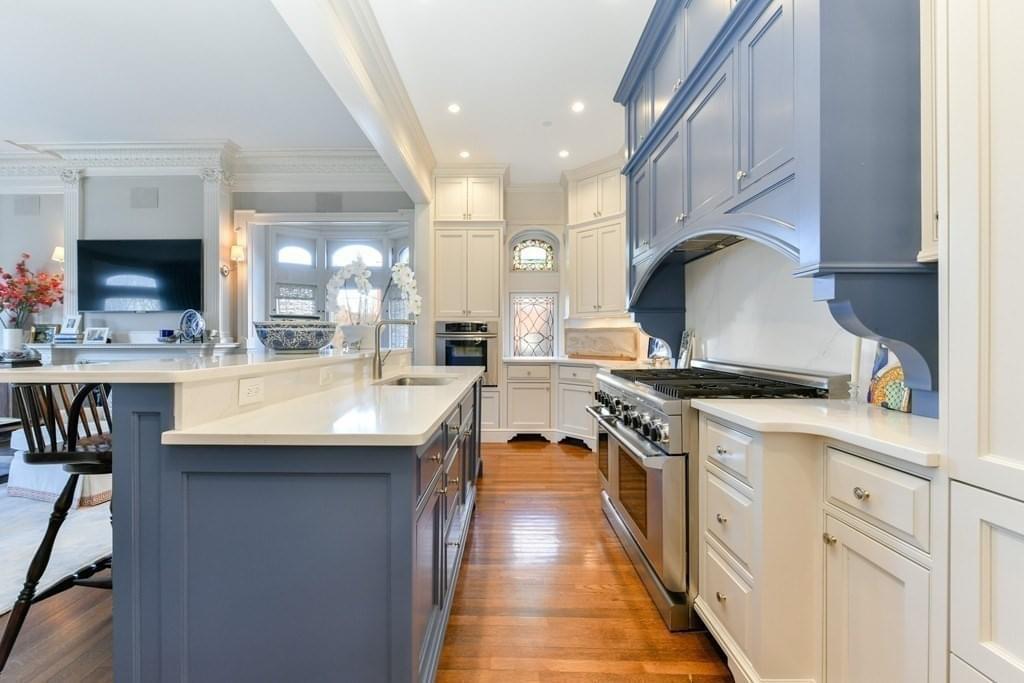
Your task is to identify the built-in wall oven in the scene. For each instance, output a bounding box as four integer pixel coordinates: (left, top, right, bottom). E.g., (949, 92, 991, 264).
(434, 322, 499, 386)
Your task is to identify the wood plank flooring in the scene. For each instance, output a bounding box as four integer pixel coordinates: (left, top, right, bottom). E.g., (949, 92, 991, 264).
(436, 438, 731, 682)
(0, 439, 730, 682)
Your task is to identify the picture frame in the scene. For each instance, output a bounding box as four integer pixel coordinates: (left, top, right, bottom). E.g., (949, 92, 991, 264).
(83, 327, 110, 344)
(30, 323, 60, 344)
(63, 314, 83, 334)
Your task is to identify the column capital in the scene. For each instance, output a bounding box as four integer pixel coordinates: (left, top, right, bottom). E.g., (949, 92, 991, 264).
(199, 167, 233, 185)
(60, 168, 83, 184)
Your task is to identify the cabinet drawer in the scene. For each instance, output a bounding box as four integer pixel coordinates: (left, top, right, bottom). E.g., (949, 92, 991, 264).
(705, 419, 753, 486)
(417, 430, 444, 502)
(558, 365, 596, 384)
(826, 448, 930, 551)
(705, 469, 754, 570)
(703, 542, 752, 650)
(507, 365, 551, 380)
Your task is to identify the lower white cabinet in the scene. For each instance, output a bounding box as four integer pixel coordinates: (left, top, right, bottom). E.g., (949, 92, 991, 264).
(556, 380, 595, 440)
(506, 382, 551, 430)
(950, 483, 1024, 683)
(824, 515, 930, 683)
(481, 388, 500, 430)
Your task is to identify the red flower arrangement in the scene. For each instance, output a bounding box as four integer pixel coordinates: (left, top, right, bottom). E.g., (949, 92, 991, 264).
(0, 253, 64, 329)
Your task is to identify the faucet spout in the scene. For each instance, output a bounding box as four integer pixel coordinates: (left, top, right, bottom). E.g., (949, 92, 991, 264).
(372, 319, 417, 379)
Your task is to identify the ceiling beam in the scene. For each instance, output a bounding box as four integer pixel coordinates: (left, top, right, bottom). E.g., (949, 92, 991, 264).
(272, 0, 435, 204)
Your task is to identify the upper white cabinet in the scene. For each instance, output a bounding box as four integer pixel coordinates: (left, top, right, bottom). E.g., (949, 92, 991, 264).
(567, 166, 625, 226)
(433, 229, 500, 319)
(433, 174, 503, 222)
(569, 219, 626, 317)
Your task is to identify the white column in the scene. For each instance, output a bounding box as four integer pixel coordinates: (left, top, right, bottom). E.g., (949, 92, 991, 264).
(412, 202, 433, 363)
(60, 168, 83, 318)
(200, 168, 234, 341)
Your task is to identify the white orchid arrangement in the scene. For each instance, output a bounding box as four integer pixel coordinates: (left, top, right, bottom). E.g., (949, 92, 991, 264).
(325, 257, 422, 326)
(326, 256, 374, 325)
(387, 262, 423, 317)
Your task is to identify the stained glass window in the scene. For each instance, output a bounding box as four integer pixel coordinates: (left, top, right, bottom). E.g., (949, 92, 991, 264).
(512, 238, 555, 272)
(511, 294, 556, 357)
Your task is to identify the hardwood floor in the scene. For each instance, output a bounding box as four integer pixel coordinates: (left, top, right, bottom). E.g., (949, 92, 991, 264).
(0, 440, 731, 682)
(437, 438, 732, 682)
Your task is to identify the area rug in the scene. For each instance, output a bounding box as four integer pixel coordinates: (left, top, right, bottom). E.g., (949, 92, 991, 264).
(0, 485, 112, 615)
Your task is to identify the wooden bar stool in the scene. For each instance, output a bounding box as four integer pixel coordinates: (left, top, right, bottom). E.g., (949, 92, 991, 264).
(0, 383, 113, 674)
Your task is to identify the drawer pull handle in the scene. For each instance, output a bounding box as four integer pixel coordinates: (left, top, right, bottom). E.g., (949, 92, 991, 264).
(430, 453, 442, 463)
(853, 487, 870, 501)
(715, 513, 728, 524)
(715, 591, 727, 603)
(715, 445, 727, 455)
(823, 533, 838, 546)
(447, 541, 461, 548)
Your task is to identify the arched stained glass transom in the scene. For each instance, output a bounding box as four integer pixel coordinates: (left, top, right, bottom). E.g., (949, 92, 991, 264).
(511, 238, 555, 272)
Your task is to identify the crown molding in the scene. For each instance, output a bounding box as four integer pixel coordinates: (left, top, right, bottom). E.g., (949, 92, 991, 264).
(434, 164, 510, 181)
(272, 0, 435, 203)
(559, 149, 627, 184)
(0, 142, 404, 194)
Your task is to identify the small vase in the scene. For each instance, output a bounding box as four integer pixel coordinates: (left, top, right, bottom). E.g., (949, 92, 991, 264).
(340, 324, 375, 351)
(1, 328, 25, 352)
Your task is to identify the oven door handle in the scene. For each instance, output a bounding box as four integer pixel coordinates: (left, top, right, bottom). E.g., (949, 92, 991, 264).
(435, 335, 494, 342)
(586, 406, 664, 469)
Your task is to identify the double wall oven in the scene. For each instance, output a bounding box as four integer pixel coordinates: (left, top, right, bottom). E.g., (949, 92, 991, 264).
(434, 322, 498, 386)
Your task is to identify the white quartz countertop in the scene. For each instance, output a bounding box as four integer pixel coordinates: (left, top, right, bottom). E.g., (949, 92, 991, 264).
(0, 349, 405, 384)
(161, 365, 483, 447)
(503, 356, 651, 370)
(691, 399, 941, 468)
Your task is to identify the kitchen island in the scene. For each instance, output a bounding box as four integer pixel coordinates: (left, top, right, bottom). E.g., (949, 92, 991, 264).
(0, 351, 483, 683)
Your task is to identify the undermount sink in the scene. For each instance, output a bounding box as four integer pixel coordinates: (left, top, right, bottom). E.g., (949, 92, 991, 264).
(378, 376, 455, 387)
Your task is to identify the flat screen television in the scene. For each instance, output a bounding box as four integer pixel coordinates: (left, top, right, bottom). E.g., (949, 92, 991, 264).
(77, 239, 203, 313)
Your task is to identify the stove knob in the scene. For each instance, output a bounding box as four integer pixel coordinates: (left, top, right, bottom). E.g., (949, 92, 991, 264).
(648, 424, 663, 442)
(654, 421, 670, 443)
(639, 414, 653, 436)
(623, 410, 639, 428)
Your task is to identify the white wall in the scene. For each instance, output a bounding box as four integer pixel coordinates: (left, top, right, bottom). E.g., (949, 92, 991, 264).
(685, 240, 876, 393)
(0, 194, 65, 325)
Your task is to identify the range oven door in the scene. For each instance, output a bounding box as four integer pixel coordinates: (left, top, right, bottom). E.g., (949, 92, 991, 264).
(586, 406, 616, 499)
(435, 334, 498, 386)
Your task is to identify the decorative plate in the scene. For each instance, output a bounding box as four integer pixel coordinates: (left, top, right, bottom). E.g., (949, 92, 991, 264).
(178, 309, 206, 342)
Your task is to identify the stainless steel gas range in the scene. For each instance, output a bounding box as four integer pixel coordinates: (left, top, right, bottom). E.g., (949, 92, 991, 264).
(587, 359, 847, 631)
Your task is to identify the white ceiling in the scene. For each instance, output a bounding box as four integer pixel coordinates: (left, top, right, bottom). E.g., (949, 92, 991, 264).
(0, 0, 371, 153)
(368, 0, 654, 184)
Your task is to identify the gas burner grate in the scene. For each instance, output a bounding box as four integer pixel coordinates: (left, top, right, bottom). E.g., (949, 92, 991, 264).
(612, 368, 827, 400)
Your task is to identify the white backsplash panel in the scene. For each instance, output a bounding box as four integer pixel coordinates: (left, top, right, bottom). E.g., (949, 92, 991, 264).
(685, 240, 876, 393)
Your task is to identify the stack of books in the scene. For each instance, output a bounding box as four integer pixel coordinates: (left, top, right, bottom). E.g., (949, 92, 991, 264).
(53, 331, 83, 345)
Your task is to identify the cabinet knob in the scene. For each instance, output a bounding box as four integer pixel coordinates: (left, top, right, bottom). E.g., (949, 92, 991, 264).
(640, 240, 649, 247)
(715, 591, 727, 603)
(675, 213, 687, 223)
(736, 170, 748, 181)
(639, 134, 645, 142)
(447, 541, 461, 548)
(715, 445, 727, 455)
(430, 453, 442, 463)
(853, 486, 870, 501)
(823, 533, 838, 546)
(449, 476, 461, 490)
(715, 513, 728, 524)
(672, 78, 683, 92)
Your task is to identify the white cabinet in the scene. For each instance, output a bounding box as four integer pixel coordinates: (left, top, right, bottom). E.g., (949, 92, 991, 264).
(555, 371, 596, 443)
(570, 220, 626, 316)
(569, 168, 625, 226)
(506, 382, 551, 430)
(824, 515, 930, 683)
(950, 483, 1024, 683)
(433, 175, 503, 221)
(481, 388, 500, 430)
(433, 229, 500, 319)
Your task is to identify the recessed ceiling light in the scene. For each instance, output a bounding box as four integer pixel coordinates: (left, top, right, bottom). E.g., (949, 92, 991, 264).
(459, 150, 470, 159)
(558, 150, 570, 159)
(571, 101, 585, 113)
(447, 103, 461, 114)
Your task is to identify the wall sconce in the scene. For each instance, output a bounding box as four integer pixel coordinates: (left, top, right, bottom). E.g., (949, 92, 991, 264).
(51, 246, 65, 264)
(219, 244, 246, 277)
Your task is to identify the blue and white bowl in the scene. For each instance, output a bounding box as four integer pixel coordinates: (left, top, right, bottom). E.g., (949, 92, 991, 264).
(253, 320, 337, 354)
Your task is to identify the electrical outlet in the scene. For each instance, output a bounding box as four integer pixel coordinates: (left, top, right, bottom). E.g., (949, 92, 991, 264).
(319, 367, 335, 386)
(238, 377, 265, 406)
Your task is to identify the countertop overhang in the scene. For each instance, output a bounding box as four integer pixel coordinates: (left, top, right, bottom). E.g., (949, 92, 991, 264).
(161, 365, 484, 448)
(691, 399, 941, 468)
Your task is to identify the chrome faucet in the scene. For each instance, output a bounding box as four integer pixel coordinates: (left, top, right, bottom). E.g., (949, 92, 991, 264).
(372, 319, 417, 379)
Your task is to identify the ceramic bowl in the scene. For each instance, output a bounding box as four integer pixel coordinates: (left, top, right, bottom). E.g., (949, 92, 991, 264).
(253, 320, 337, 354)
